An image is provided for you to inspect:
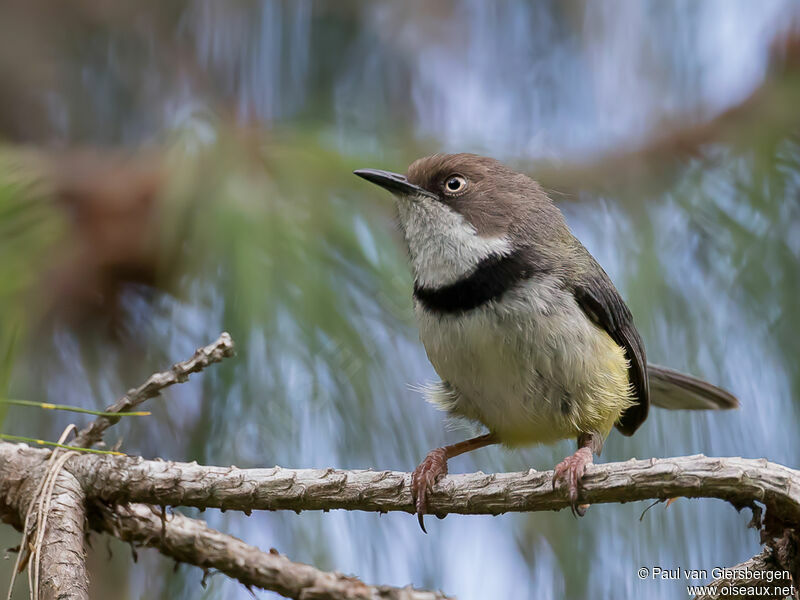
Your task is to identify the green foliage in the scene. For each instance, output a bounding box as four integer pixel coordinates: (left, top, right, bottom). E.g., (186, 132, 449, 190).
(0, 152, 68, 428)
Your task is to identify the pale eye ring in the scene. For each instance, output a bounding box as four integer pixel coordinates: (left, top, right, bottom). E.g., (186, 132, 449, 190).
(443, 174, 468, 195)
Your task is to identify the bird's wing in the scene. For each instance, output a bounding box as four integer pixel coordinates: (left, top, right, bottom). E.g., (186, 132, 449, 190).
(572, 268, 649, 436)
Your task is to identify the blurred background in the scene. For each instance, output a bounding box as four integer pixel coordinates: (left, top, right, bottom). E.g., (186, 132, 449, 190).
(1, 1, 799, 598)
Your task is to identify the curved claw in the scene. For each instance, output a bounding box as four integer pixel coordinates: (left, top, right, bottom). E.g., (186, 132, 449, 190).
(552, 446, 593, 517)
(410, 447, 449, 533)
(417, 511, 427, 533)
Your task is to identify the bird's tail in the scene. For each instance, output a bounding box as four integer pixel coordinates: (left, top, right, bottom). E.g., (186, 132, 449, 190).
(647, 364, 739, 410)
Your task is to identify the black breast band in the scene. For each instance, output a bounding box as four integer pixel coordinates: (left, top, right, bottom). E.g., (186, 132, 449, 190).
(413, 250, 541, 315)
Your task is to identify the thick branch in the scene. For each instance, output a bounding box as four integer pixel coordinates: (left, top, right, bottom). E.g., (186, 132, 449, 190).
(91, 502, 450, 600)
(4, 442, 799, 521)
(71, 453, 800, 523)
(36, 467, 90, 600)
(5, 442, 800, 598)
(2, 334, 234, 599)
(71, 333, 235, 448)
(1, 444, 448, 599)
(0, 445, 89, 600)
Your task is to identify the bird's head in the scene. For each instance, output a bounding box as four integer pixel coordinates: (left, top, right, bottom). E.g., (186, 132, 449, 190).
(354, 153, 566, 287)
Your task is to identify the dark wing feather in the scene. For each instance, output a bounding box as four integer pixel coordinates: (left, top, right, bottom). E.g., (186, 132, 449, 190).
(573, 271, 649, 436)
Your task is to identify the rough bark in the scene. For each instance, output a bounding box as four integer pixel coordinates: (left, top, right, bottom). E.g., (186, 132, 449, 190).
(3, 328, 798, 599)
(693, 547, 794, 600)
(3, 443, 799, 522)
(91, 502, 450, 600)
(73, 452, 800, 523)
(36, 467, 90, 600)
(1, 335, 234, 599)
(4, 443, 800, 599)
(1, 443, 449, 600)
(0, 445, 89, 600)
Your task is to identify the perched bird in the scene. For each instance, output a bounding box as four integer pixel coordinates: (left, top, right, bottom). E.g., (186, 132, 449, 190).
(354, 154, 738, 531)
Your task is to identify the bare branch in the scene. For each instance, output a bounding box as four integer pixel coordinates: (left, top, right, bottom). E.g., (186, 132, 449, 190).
(3, 334, 236, 599)
(71, 333, 235, 449)
(3, 442, 798, 522)
(5, 442, 800, 597)
(0, 443, 448, 599)
(91, 502, 451, 600)
(0, 444, 89, 600)
(693, 547, 794, 600)
(34, 466, 89, 600)
(69, 452, 800, 523)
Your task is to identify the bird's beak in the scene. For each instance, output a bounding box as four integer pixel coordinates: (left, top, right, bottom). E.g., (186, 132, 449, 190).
(353, 169, 437, 199)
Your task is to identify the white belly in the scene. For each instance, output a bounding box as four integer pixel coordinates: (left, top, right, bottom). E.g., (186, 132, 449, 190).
(416, 277, 633, 446)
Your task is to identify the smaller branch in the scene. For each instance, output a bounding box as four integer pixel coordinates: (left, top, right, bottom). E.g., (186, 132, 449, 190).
(693, 548, 794, 600)
(92, 502, 451, 600)
(72, 333, 235, 449)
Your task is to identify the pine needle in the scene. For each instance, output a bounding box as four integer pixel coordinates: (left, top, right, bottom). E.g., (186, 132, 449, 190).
(0, 433, 125, 455)
(0, 398, 150, 417)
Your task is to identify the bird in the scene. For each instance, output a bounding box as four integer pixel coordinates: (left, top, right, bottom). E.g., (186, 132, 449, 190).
(353, 153, 738, 532)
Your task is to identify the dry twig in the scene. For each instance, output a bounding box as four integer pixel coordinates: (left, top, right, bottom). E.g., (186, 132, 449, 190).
(71, 332, 235, 449)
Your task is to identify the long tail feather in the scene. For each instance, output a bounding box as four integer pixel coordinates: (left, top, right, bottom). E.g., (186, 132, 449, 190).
(648, 364, 739, 410)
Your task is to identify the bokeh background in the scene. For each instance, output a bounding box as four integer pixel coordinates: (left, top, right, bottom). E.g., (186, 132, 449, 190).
(1, 1, 800, 598)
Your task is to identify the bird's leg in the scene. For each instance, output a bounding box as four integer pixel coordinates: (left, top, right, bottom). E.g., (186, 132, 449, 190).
(411, 433, 498, 532)
(552, 432, 603, 517)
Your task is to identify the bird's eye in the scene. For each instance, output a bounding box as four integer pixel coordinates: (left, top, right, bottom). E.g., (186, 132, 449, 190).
(443, 174, 468, 195)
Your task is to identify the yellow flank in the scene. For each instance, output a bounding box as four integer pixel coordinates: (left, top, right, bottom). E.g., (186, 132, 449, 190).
(575, 333, 634, 437)
(495, 328, 634, 447)
(497, 330, 634, 447)
(425, 318, 636, 449)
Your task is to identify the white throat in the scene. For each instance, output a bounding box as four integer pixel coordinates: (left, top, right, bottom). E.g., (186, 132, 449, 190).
(396, 194, 512, 288)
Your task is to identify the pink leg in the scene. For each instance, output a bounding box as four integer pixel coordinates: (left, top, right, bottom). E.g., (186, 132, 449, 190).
(552, 432, 602, 516)
(411, 433, 498, 532)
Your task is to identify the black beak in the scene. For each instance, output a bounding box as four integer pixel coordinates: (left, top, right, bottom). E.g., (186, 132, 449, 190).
(353, 168, 437, 199)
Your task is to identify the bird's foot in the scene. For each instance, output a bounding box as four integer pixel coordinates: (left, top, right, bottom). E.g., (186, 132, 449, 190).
(552, 446, 593, 516)
(411, 447, 449, 533)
